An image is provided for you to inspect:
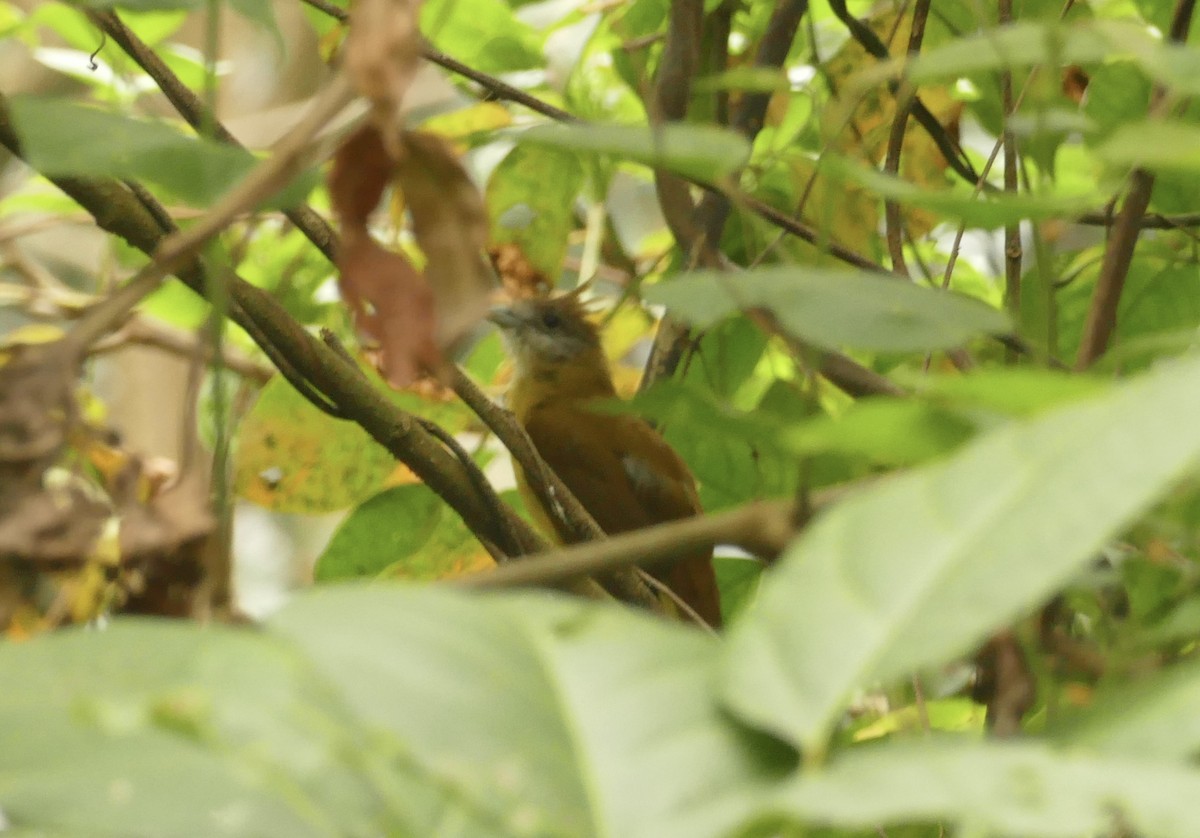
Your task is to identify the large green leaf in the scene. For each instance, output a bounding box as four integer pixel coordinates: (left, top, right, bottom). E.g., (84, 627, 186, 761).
(1054, 657, 1200, 760)
(758, 740, 1200, 837)
(644, 268, 1010, 353)
(421, 0, 542, 73)
(486, 144, 584, 280)
(233, 376, 397, 514)
(519, 122, 750, 182)
(825, 157, 1098, 229)
(1097, 122, 1200, 173)
(900, 20, 1150, 83)
(271, 586, 791, 838)
(0, 621, 382, 837)
(8, 97, 312, 208)
(315, 484, 502, 582)
(723, 353, 1200, 751)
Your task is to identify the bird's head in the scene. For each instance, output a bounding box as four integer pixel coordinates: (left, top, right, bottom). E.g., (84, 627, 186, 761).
(488, 295, 608, 383)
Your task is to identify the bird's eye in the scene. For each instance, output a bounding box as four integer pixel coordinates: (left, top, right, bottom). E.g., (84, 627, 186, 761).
(541, 311, 562, 330)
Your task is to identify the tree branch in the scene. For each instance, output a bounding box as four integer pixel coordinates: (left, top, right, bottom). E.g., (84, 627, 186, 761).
(89, 8, 340, 264)
(456, 497, 810, 592)
(0, 97, 555, 573)
(827, 0, 980, 187)
(449, 366, 662, 611)
(1075, 0, 1196, 370)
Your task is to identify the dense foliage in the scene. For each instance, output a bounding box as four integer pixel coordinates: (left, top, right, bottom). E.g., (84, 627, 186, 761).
(4, 0, 1200, 835)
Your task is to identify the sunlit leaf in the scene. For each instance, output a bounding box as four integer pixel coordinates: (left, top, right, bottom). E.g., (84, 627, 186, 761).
(645, 267, 1010, 353)
(0, 621, 382, 837)
(315, 484, 496, 582)
(761, 740, 1200, 837)
(825, 156, 1097, 228)
(724, 353, 1200, 750)
(519, 122, 751, 182)
(487, 144, 584, 280)
(272, 586, 791, 838)
(233, 377, 396, 514)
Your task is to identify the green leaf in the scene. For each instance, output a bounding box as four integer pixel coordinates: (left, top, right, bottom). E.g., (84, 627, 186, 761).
(1055, 656, 1200, 760)
(315, 484, 500, 582)
(65, 0, 199, 11)
(519, 122, 751, 182)
(761, 740, 1200, 837)
(421, 0, 542, 73)
(233, 376, 397, 514)
(644, 268, 1010, 353)
(905, 367, 1110, 417)
(272, 586, 792, 838)
(487, 144, 584, 279)
(1097, 121, 1200, 173)
(1083, 63, 1152, 141)
(0, 621, 382, 837)
(315, 485, 444, 582)
(723, 353, 1200, 751)
(715, 556, 764, 623)
(785, 400, 976, 466)
(608, 379, 799, 510)
(10, 97, 248, 207)
(825, 156, 1097, 228)
(902, 20, 1148, 83)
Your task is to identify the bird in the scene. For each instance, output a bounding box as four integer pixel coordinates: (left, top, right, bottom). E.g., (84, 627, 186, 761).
(489, 293, 722, 627)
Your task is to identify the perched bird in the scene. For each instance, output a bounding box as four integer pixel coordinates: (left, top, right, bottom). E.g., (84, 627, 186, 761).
(489, 294, 722, 627)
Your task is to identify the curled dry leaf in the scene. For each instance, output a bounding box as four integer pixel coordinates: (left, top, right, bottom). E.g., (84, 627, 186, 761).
(344, 0, 424, 130)
(489, 242, 552, 299)
(394, 131, 493, 348)
(329, 124, 493, 387)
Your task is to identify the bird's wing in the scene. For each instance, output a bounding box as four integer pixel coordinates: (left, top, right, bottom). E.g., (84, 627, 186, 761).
(524, 405, 722, 626)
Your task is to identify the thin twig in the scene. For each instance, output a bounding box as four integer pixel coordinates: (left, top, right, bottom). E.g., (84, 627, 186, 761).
(881, 0, 930, 277)
(827, 0, 979, 187)
(89, 314, 274, 383)
(456, 498, 807, 591)
(90, 9, 340, 263)
(999, 0, 1022, 343)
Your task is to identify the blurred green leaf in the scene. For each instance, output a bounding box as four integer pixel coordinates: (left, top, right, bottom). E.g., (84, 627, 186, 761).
(905, 368, 1109, 417)
(519, 122, 751, 182)
(785, 400, 975, 466)
(826, 156, 1097, 228)
(272, 586, 792, 838)
(1097, 122, 1200, 173)
(645, 268, 1010, 353)
(0, 621, 383, 837)
(692, 67, 791, 94)
(763, 740, 1200, 837)
(421, 0, 542, 73)
(724, 353, 1200, 750)
(1057, 656, 1200, 760)
(8, 97, 314, 209)
(715, 556, 764, 623)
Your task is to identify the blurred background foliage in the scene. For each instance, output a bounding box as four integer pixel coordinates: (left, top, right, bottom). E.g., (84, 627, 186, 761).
(6, 0, 1200, 835)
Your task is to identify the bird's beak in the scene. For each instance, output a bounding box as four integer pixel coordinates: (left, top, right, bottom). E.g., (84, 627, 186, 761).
(487, 305, 523, 330)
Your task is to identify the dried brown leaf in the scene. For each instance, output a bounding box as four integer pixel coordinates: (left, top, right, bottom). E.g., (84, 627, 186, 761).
(344, 0, 424, 126)
(0, 341, 76, 468)
(339, 232, 441, 386)
(395, 131, 493, 347)
(328, 123, 394, 227)
(489, 243, 551, 299)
